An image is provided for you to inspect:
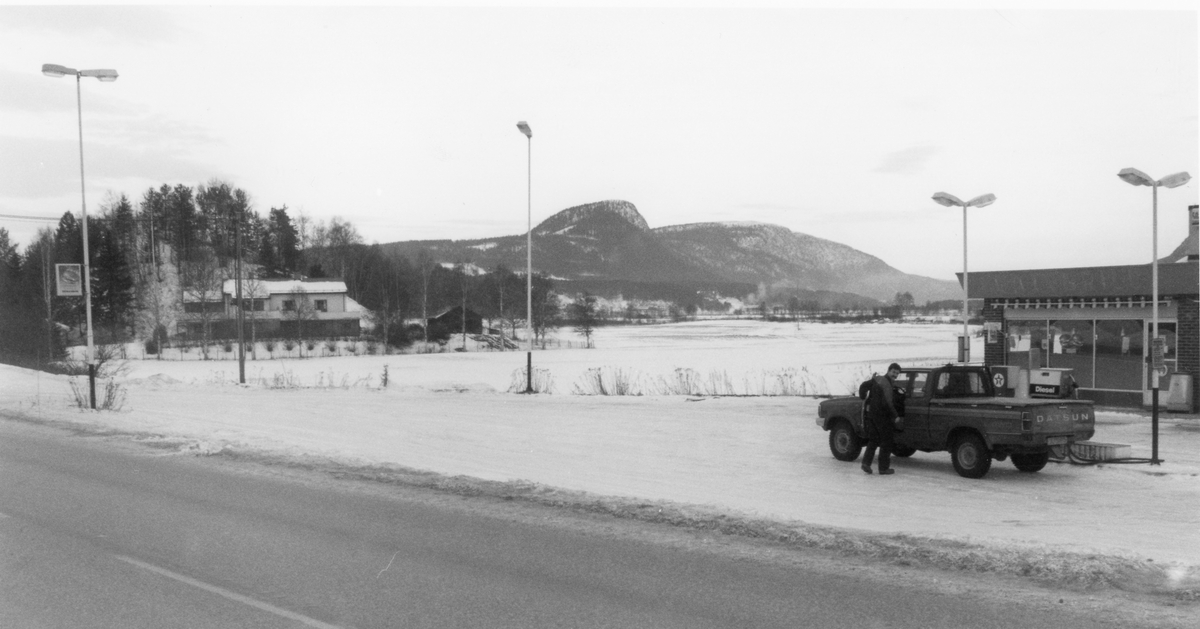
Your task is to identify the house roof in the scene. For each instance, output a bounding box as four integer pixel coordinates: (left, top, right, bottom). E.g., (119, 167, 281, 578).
(965, 261, 1199, 299)
(222, 279, 347, 298)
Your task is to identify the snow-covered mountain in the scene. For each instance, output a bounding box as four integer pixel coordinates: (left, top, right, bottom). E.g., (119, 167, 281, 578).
(382, 200, 960, 305)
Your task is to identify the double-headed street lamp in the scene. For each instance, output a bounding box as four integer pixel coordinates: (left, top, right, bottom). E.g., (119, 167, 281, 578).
(932, 191, 996, 364)
(1117, 167, 1191, 465)
(516, 121, 533, 393)
(43, 63, 118, 410)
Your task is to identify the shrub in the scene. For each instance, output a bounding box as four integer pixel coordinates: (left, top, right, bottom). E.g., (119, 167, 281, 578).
(69, 377, 126, 411)
(508, 367, 554, 394)
(145, 337, 159, 355)
(325, 339, 339, 355)
(284, 340, 295, 352)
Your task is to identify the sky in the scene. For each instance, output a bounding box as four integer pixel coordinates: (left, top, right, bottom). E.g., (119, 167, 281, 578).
(1, 2, 1196, 281)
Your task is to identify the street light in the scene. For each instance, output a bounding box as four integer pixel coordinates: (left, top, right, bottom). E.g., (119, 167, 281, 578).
(932, 191, 996, 364)
(1117, 167, 1191, 465)
(516, 121, 533, 393)
(43, 63, 119, 410)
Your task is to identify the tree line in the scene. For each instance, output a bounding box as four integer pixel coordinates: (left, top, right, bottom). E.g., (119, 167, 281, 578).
(0, 179, 561, 368)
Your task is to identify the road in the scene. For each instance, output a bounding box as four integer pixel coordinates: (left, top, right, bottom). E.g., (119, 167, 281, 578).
(0, 418, 1185, 628)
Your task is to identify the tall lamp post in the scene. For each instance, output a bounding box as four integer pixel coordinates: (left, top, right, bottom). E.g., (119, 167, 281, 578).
(1117, 167, 1191, 466)
(932, 191, 996, 364)
(516, 121, 533, 393)
(43, 63, 118, 410)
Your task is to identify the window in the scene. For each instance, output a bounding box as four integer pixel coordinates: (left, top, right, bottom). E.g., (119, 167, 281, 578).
(1050, 320, 1094, 388)
(1009, 317, 1151, 392)
(935, 371, 988, 397)
(282, 300, 295, 311)
(906, 372, 929, 397)
(315, 299, 328, 313)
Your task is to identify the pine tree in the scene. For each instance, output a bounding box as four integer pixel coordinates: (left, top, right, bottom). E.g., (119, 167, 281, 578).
(92, 223, 136, 340)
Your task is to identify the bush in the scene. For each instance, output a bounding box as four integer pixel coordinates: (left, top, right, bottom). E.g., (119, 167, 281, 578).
(145, 337, 159, 355)
(508, 367, 554, 394)
(284, 340, 295, 352)
(69, 377, 126, 411)
(325, 340, 339, 355)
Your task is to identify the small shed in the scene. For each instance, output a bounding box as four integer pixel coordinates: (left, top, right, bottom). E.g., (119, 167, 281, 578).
(427, 306, 483, 335)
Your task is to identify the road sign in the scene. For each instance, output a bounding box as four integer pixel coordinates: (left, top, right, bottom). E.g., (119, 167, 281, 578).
(1151, 336, 1167, 370)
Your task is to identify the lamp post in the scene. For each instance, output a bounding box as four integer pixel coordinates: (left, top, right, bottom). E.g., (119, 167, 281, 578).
(932, 191, 996, 364)
(1117, 167, 1191, 466)
(43, 63, 118, 410)
(516, 121, 533, 393)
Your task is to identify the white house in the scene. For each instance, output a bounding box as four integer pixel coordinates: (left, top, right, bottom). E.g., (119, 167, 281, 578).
(179, 279, 364, 339)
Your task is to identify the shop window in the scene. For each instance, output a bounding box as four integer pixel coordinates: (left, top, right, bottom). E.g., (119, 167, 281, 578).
(1006, 320, 1048, 370)
(1049, 320, 1094, 388)
(1094, 319, 1143, 390)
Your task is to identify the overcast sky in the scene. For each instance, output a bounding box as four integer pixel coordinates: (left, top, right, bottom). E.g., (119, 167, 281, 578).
(1, 3, 1196, 281)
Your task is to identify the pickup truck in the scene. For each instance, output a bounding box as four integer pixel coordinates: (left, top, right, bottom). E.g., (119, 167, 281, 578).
(815, 364, 1095, 478)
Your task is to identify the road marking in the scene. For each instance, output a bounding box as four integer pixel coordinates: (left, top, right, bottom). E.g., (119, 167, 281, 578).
(114, 555, 344, 629)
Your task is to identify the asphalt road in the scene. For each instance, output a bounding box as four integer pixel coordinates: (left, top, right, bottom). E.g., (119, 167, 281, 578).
(0, 418, 1183, 628)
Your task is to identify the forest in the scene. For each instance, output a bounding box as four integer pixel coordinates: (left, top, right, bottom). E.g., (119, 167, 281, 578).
(0, 179, 559, 368)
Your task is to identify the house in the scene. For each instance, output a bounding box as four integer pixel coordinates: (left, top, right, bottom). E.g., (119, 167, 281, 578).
(179, 279, 363, 340)
(970, 205, 1198, 411)
(426, 306, 483, 336)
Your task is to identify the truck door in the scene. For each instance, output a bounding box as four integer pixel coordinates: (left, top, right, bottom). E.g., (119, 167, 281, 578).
(898, 370, 932, 445)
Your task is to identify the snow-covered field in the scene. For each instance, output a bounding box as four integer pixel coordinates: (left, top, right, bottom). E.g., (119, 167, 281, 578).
(4, 320, 1199, 576)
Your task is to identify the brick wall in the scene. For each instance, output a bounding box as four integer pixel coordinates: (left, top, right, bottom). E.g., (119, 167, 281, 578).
(982, 300, 1006, 366)
(1177, 296, 1199, 412)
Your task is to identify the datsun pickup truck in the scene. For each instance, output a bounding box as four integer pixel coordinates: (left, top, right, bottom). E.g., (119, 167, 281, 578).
(816, 364, 1095, 478)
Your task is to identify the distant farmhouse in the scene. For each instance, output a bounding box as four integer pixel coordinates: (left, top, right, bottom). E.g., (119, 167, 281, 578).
(180, 279, 363, 340)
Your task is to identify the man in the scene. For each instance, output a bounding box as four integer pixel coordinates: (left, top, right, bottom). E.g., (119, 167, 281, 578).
(860, 362, 903, 475)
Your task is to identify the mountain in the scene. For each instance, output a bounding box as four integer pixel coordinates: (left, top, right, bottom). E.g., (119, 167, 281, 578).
(380, 200, 960, 306)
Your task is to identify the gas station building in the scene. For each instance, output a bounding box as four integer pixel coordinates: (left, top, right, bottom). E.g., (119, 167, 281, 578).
(968, 205, 1199, 411)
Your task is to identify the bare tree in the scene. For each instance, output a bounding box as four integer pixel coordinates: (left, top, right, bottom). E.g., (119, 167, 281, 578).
(284, 286, 317, 354)
(416, 250, 435, 343)
(179, 250, 225, 359)
(571, 293, 598, 349)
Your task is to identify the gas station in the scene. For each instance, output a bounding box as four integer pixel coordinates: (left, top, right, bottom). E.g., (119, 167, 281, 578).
(970, 204, 1200, 412)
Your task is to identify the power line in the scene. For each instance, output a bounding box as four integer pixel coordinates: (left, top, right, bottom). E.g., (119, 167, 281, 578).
(0, 213, 63, 223)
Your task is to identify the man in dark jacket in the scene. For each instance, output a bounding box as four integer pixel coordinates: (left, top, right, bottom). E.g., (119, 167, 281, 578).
(860, 362, 903, 475)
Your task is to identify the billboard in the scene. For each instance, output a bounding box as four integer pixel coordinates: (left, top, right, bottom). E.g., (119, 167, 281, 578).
(56, 264, 83, 297)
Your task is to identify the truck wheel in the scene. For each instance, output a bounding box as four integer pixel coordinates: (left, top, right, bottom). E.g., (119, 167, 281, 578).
(1011, 452, 1050, 473)
(829, 421, 863, 462)
(950, 433, 992, 479)
(892, 446, 916, 458)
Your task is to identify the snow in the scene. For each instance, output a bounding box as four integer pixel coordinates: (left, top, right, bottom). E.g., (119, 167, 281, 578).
(4, 320, 1198, 570)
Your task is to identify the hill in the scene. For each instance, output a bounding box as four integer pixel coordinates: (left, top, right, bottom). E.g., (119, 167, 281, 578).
(380, 200, 960, 307)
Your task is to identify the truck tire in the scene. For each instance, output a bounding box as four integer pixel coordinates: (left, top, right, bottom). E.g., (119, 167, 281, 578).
(829, 420, 863, 462)
(950, 433, 992, 479)
(1011, 451, 1050, 473)
(892, 446, 916, 458)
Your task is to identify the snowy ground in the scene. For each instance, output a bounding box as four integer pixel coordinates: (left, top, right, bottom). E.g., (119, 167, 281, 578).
(3, 320, 1198, 575)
